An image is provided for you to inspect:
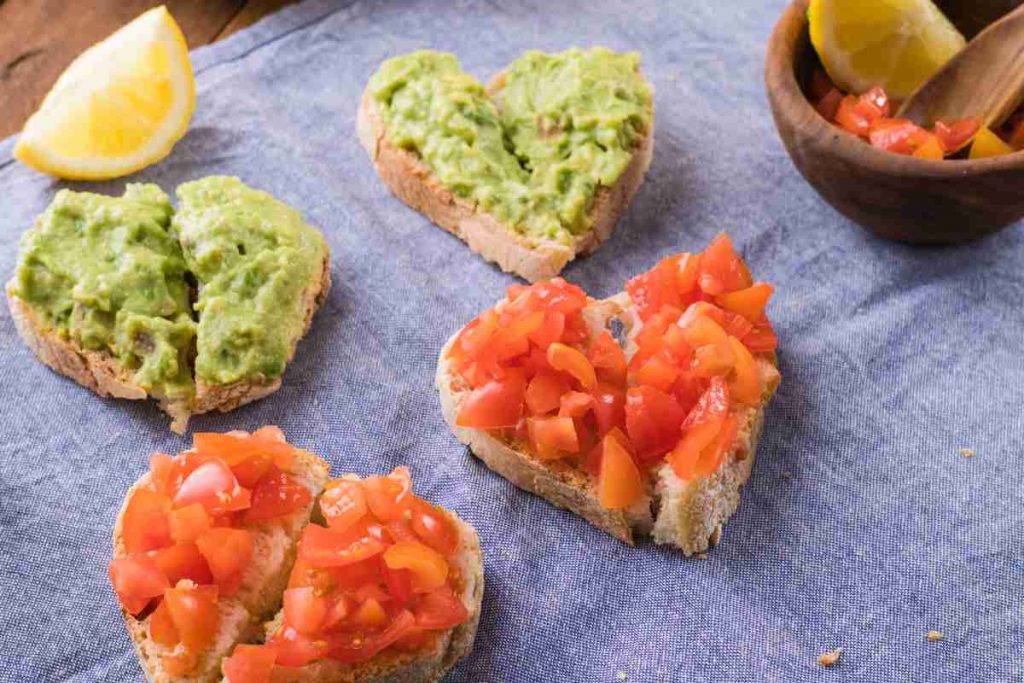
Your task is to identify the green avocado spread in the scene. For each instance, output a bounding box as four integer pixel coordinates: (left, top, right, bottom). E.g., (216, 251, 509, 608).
(174, 176, 326, 386)
(11, 185, 196, 399)
(11, 177, 325, 399)
(367, 48, 653, 244)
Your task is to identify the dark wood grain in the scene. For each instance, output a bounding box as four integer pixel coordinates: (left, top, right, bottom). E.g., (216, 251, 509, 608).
(0, 0, 294, 139)
(765, 0, 1024, 245)
(936, 0, 1024, 39)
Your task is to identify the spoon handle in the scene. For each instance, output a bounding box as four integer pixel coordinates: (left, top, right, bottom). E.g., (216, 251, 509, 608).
(898, 3, 1024, 127)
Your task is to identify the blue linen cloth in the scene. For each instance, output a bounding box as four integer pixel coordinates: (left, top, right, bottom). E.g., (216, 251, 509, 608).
(0, 1, 1021, 680)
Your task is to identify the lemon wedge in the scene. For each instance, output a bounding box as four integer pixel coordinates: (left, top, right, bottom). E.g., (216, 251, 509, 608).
(809, 0, 966, 101)
(14, 6, 195, 180)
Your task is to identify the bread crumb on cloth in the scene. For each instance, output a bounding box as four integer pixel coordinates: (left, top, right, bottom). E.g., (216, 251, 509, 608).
(927, 630, 944, 641)
(616, 672, 628, 681)
(959, 448, 975, 458)
(818, 648, 843, 667)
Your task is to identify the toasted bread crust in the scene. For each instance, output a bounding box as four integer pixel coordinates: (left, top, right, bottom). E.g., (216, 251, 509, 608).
(112, 448, 330, 683)
(5, 285, 191, 431)
(436, 295, 781, 556)
(6, 248, 330, 432)
(264, 509, 484, 683)
(357, 84, 654, 283)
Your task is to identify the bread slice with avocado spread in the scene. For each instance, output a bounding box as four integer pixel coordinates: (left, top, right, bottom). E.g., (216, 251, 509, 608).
(358, 48, 654, 282)
(435, 234, 781, 555)
(6, 177, 330, 433)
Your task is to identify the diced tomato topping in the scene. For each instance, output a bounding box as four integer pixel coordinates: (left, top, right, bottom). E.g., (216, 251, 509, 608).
(223, 644, 276, 683)
(163, 582, 219, 652)
(149, 598, 179, 646)
(264, 469, 469, 669)
(859, 86, 891, 120)
(122, 488, 172, 555)
(383, 562, 414, 605)
(455, 371, 527, 429)
(409, 499, 459, 556)
(414, 584, 469, 630)
(717, 282, 773, 322)
(527, 416, 580, 460)
(558, 391, 594, 419)
(698, 233, 751, 296)
(547, 343, 597, 389)
(109, 556, 170, 615)
(196, 527, 253, 596)
(320, 478, 368, 532)
(588, 331, 627, 385)
(934, 117, 981, 154)
(193, 429, 296, 472)
(298, 523, 387, 568)
(667, 419, 723, 480)
(834, 95, 871, 137)
(683, 376, 731, 428)
(868, 118, 933, 155)
(173, 458, 250, 516)
(597, 433, 645, 509)
(362, 466, 413, 521)
(525, 372, 571, 415)
(728, 336, 761, 405)
(244, 467, 311, 523)
(743, 319, 778, 353)
(383, 542, 448, 593)
(149, 542, 213, 586)
(268, 625, 328, 667)
(625, 254, 686, 321)
(169, 503, 211, 544)
(283, 587, 330, 635)
(591, 386, 626, 437)
(625, 386, 686, 461)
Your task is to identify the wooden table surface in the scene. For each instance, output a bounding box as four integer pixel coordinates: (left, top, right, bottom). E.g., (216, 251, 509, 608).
(0, 0, 295, 139)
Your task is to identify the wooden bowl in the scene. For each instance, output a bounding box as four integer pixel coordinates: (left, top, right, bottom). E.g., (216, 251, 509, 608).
(765, 0, 1024, 244)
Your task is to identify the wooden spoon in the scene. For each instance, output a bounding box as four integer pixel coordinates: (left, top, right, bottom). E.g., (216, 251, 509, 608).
(898, 3, 1024, 127)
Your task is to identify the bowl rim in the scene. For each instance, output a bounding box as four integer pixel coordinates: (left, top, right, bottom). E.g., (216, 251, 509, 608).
(765, 0, 1024, 177)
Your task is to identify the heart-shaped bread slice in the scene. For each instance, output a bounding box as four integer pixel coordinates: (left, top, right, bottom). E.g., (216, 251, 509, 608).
(358, 48, 655, 282)
(6, 177, 330, 433)
(436, 233, 781, 555)
(109, 429, 483, 683)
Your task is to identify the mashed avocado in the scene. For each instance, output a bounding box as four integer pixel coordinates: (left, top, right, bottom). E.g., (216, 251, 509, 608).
(13, 177, 326, 399)
(367, 48, 653, 244)
(11, 185, 196, 399)
(173, 176, 326, 387)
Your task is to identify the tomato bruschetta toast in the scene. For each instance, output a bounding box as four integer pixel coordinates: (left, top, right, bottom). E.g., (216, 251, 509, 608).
(436, 233, 781, 555)
(109, 431, 482, 682)
(220, 467, 483, 682)
(110, 427, 329, 682)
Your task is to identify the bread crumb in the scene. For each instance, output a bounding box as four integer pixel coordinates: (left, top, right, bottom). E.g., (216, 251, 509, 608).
(959, 448, 975, 458)
(616, 672, 628, 682)
(695, 552, 707, 560)
(927, 630, 944, 642)
(781, 470, 793, 479)
(818, 648, 843, 667)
